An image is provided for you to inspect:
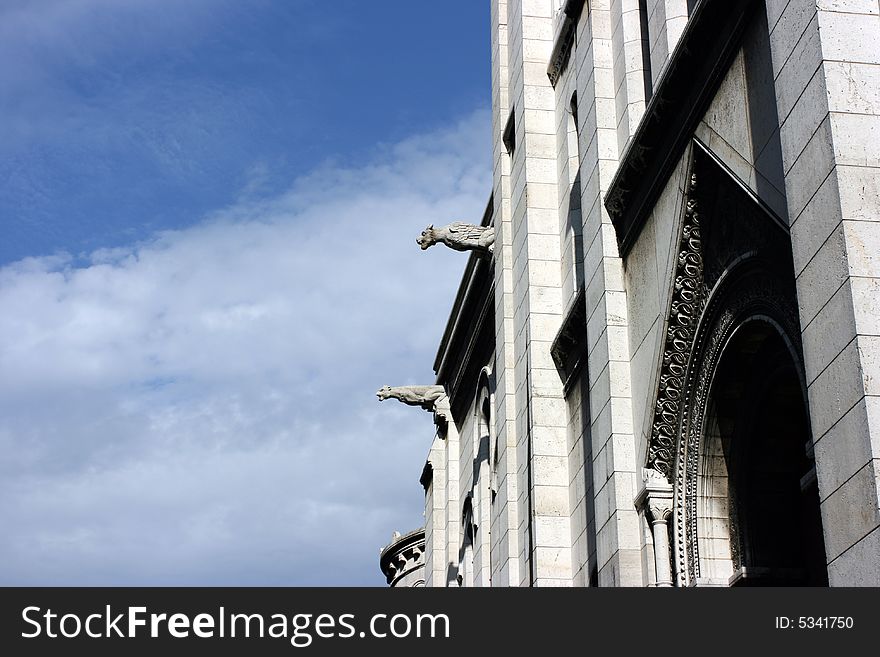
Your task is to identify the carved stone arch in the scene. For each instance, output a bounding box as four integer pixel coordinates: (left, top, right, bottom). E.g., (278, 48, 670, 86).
(475, 366, 497, 499)
(675, 260, 804, 585)
(458, 494, 476, 587)
(476, 366, 496, 398)
(643, 140, 821, 586)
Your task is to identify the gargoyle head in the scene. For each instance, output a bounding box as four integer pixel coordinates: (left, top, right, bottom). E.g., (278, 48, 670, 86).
(376, 385, 393, 401)
(416, 225, 437, 250)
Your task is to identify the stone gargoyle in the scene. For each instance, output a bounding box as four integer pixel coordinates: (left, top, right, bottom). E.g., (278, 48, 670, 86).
(376, 385, 446, 412)
(416, 222, 495, 257)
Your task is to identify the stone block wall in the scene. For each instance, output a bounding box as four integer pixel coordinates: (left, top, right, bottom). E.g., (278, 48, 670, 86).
(766, 0, 880, 585)
(506, 0, 575, 586)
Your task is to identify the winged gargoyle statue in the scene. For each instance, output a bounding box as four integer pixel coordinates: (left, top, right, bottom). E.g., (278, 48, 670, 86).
(376, 385, 446, 412)
(416, 222, 495, 257)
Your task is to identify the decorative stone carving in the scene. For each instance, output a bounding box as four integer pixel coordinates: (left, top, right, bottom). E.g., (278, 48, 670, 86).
(376, 385, 446, 412)
(642, 466, 669, 488)
(379, 528, 427, 587)
(635, 468, 675, 587)
(677, 271, 800, 585)
(645, 142, 805, 586)
(648, 500, 673, 523)
(547, 1, 586, 86)
(647, 170, 704, 480)
(416, 222, 495, 257)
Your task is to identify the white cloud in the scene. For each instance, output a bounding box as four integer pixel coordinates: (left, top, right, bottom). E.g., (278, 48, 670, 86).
(0, 108, 491, 585)
(0, 0, 252, 154)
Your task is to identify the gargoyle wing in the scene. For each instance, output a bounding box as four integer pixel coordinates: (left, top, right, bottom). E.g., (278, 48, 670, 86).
(446, 222, 488, 243)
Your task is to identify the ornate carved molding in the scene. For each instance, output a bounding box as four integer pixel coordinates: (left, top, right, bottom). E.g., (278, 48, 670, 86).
(547, 1, 585, 87)
(635, 467, 674, 523)
(676, 270, 801, 585)
(647, 170, 704, 480)
(644, 140, 801, 586)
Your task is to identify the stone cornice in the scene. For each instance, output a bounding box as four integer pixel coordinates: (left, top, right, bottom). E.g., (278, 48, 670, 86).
(433, 193, 493, 378)
(433, 194, 495, 428)
(547, 0, 586, 87)
(550, 286, 587, 394)
(604, 0, 758, 255)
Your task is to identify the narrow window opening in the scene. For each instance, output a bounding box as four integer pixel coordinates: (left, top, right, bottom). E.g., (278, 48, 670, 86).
(638, 0, 653, 101)
(502, 108, 516, 155)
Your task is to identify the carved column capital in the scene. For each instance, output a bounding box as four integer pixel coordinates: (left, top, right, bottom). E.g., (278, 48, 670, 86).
(635, 467, 675, 586)
(635, 468, 673, 515)
(648, 499, 674, 524)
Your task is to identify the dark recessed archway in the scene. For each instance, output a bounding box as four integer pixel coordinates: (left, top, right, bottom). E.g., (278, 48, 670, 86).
(701, 319, 828, 586)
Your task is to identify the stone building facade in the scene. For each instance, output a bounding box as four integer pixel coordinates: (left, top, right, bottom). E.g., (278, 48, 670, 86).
(380, 0, 880, 586)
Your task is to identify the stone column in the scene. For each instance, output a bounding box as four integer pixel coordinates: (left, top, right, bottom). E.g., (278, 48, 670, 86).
(636, 468, 675, 587)
(434, 396, 461, 587)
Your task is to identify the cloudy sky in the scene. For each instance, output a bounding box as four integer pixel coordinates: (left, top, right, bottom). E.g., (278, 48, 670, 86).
(0, 0, 491, 585)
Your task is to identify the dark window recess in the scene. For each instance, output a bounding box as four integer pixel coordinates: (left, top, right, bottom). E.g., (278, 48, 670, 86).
(419, 461, 433, 493)
(638, 0, 653, 101)
(502, 108, 516, 155)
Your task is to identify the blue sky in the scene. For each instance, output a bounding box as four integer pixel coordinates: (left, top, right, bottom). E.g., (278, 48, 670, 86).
(0, 0, 491, 585)
(1, 0, 489, 264)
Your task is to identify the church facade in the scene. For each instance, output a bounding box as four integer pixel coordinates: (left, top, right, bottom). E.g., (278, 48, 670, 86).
(379, 0, 880, 587)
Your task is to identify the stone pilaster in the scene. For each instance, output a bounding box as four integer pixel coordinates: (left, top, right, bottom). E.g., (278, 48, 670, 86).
(645, 0, 690, 86)
(767, 0, 880, 585)
(576, 0, 643, 587)
(612, 0, 652, 155)
(433, 396, 461, 586)
(422, 438, 447, 587)
(508, 0, 574, 586)
(492, 0, 523, 587)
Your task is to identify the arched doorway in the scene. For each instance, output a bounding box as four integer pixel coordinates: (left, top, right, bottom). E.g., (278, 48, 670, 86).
(642, 140, 830, 587)
(699, 318, 828, 586)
